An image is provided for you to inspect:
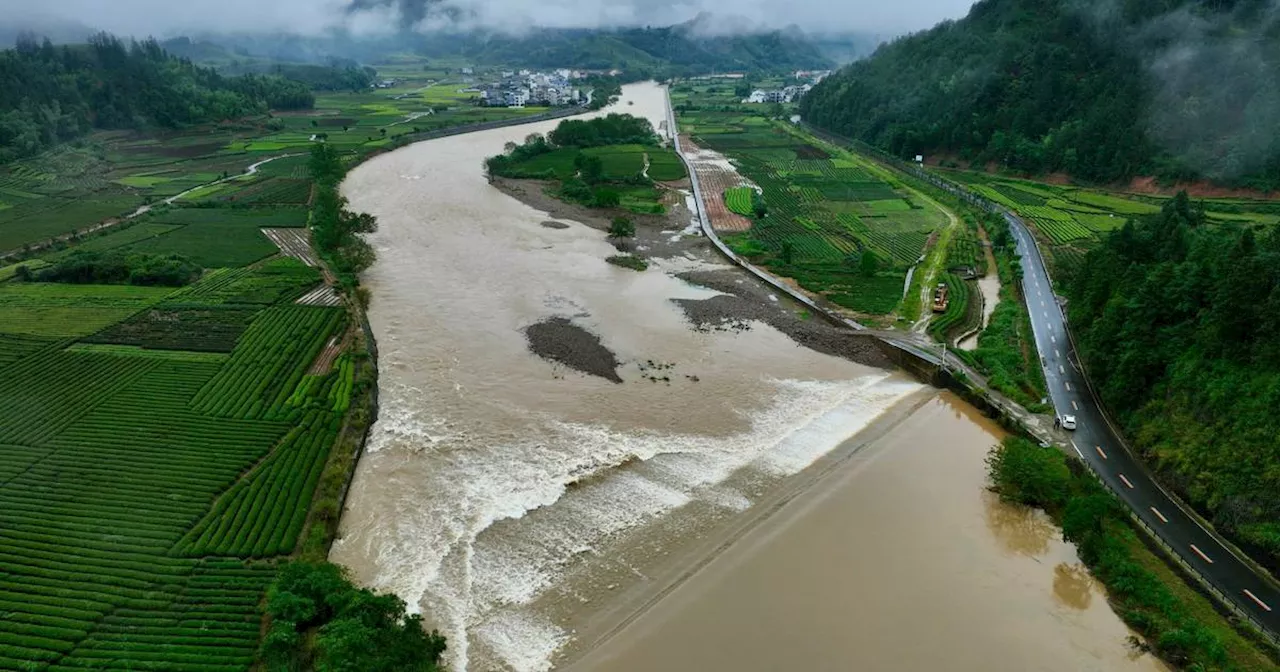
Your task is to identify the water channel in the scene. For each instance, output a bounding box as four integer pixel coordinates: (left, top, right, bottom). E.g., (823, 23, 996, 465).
(333, 82, 1167, 672)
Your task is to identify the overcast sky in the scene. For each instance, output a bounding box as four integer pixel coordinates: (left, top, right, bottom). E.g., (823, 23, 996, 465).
(3, 0, 979, 38)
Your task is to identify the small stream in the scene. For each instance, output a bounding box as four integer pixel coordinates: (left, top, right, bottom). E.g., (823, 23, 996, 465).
(957, 226, 1002, 350)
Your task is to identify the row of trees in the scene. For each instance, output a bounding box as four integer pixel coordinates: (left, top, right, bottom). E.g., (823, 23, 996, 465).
(800, 0, 1280, 188)
(0, 33, 314, 164)
(548, 113, 658, 148)
(308, 143, 377, 280)
(15, 249, 202, 287)
(1063, 193, 1280, 569)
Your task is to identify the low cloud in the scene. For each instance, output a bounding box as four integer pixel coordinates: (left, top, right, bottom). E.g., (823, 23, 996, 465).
(5, 0, 978, 38)
(1137, 2, 1280, 179)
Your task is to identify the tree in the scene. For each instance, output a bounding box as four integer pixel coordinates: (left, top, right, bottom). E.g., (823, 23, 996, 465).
(260, 562, 446, 672)
(781, 241, 794, 264)
(609, 216, 635, 239)
(592, 188, 620, 208)
(751, 191, 768, 219)
(575, 153, 605, 184)
(859, 249, 878, 277)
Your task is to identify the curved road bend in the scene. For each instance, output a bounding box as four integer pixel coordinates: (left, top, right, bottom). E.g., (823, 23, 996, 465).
(1006, 212, 1280, 636)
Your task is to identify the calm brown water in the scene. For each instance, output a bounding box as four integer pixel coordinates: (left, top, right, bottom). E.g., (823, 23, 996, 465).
(333, 83, 1165, 672)
(566, 394, 1169, 672)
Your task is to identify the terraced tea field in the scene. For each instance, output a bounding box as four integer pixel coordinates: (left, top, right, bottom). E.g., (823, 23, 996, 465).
(0, 198, 357, 670)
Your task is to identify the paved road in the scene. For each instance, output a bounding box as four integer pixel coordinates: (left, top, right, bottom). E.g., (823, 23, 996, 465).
(1005, 211, 1280, 636)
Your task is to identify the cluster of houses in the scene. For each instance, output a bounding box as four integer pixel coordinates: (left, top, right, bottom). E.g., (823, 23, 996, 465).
(473, 69, 587, 108)
(743, 70, 833, 105)
(744, 85, 812, 104)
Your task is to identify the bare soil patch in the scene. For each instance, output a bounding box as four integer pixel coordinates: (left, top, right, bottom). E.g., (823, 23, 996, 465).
(679, 136, 753, 233)
(794, 144, 831, 160)
(674, 269, 892, 369)
(308, 335, 343, 375)
(525, 317, 623, 383)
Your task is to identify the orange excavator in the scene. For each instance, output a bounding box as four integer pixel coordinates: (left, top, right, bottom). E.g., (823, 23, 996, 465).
(932, 283, 950, 313)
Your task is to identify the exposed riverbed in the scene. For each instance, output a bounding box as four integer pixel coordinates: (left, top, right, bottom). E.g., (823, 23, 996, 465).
(334, 82, 1166, 672)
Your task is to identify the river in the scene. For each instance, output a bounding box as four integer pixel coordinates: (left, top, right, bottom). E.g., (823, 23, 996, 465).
(334, 82, 1166, 672)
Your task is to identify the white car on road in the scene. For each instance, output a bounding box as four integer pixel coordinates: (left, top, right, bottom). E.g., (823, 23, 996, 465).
(1060, 415, 1077, 431)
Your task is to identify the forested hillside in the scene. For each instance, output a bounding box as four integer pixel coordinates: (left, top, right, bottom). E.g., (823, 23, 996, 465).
(800, 0, 1280, 189)
(0, 33, 313, 164)
(177, 23, 832, 76)
(475, 25, 831, 73)
(1064, 193, 1280, 569)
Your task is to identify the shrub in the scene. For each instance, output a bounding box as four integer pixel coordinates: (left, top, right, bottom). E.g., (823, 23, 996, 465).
(260, 562, 447, 672)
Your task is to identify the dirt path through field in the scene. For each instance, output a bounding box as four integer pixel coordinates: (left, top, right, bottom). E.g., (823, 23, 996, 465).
(908, 190, 961, 334)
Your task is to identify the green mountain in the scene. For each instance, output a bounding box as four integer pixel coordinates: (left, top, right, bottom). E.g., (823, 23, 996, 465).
(800, 0, 1280, 189)
(1065, 194, 1280, 570)
(0, 33, 312, 164)
(464, 24, 833, 73)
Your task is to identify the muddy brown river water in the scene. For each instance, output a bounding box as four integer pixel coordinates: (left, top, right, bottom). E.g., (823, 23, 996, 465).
(333, 83, 1167, 671)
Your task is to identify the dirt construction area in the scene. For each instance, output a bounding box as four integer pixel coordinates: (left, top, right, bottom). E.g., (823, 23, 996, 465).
(680, 135, 754, 233)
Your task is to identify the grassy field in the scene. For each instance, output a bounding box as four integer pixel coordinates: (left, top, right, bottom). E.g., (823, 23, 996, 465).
(673, 81, 949, 316)
(495, 142, 686, 214)
(0, 65, 558, 259)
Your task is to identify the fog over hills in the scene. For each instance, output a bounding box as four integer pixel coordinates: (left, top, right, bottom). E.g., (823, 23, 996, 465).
(2, 0, 973, 41)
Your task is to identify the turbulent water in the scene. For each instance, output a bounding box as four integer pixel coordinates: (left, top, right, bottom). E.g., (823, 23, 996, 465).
(333, 83, 921, 671)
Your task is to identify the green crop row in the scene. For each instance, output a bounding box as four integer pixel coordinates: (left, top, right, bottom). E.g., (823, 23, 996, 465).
(189, 305, 344, 420)
(176, 404, 340, 558)
(928, 273, 975, 341)
(724, 187, 755, 216)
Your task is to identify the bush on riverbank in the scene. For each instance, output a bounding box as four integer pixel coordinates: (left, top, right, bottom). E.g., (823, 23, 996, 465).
(988, 437, 1279, 671)
(606, 254, 647, 271)
(308, 143, 378, 284)
(259, 562, 446, 672)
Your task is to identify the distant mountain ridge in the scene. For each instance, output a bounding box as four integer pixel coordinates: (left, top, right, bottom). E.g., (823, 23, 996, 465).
(164, 22, 836, 74)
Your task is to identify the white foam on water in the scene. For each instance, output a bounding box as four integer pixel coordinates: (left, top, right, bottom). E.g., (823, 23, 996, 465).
(392, 372, 921, 671)
(474, 610, 570, 672)
(334, 82, 927, 672)
(757, 378, 924, 475)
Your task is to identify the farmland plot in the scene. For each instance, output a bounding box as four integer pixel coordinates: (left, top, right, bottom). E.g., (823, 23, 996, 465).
(0, 299, 353, 670)
(675, 102, 948, 315)
(0, 357, 287, 670)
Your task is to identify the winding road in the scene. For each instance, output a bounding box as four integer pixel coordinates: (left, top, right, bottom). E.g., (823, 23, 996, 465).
(1006, 209, 1280, 637)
